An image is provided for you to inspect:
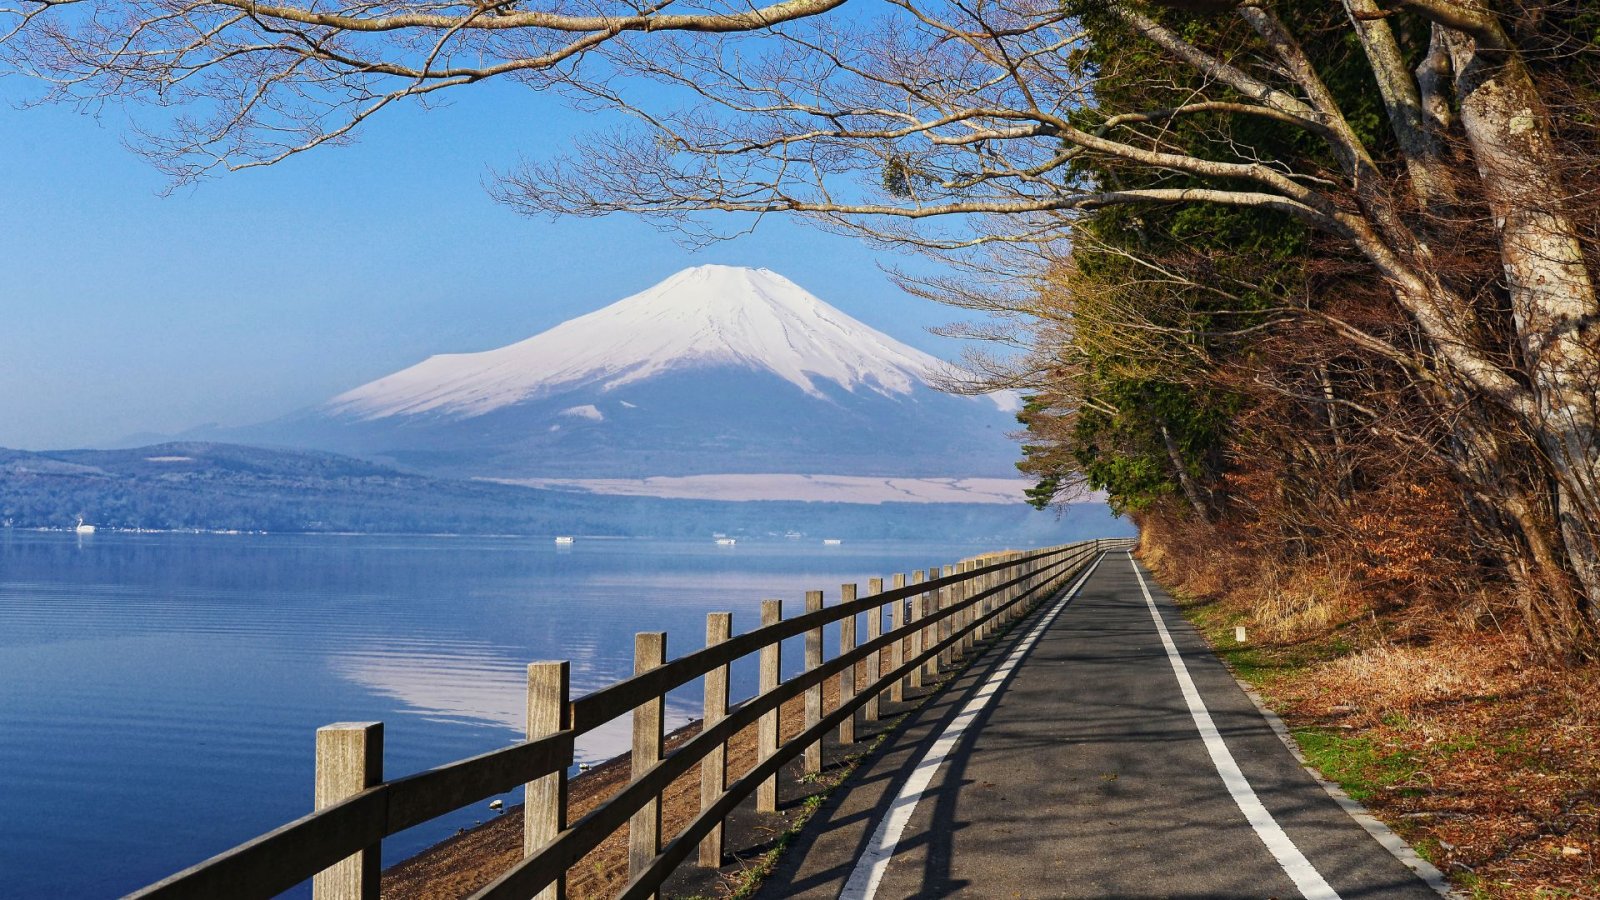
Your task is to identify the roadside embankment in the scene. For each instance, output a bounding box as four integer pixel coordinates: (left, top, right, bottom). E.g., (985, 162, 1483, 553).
(1152, 544, 1600, 898)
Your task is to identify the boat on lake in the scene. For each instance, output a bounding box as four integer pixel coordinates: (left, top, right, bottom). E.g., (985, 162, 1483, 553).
(822, 538, 842, 545)
(715, 538, 737, 546)
(554, 536, 574, 545)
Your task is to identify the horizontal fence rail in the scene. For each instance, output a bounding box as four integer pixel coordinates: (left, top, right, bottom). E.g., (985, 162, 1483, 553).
(128, 538, 1135, 900)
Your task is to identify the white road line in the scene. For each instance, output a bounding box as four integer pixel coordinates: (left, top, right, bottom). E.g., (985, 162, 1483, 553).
(1129, 552, 1341, 900)
(839, 552, 1106, 900)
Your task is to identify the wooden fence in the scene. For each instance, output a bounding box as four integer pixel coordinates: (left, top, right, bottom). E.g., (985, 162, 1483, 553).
(128, 538, 1129, 900)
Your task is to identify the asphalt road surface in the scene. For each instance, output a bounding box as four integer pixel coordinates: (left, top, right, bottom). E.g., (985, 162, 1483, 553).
(756, 552, 1446, 900)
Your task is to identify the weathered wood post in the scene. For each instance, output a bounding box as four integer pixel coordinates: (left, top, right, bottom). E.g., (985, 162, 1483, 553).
(312, 721, 383, 900)
(959, 562, 974, 655)
(998, 555, 1011, 628)
(982, 560, 995, 643)
(889, 574, 906, 702)
(524, 662, 569, 900)
(629, 632, 666, 892)
(986, 558, 1000, 638)
(803, 589, 825, 776)
(909, 570, 927, 688)
(1005, 553, 1019, 626)
(1020, 552, 1030, 616)
(972, 554, 985, 643)
(864, 577, 882, 722)
(934, 560, 947, 666)
(757, 599, 782, 813)
(958, 563, 971, 653)
(838, 583, 857, 744)
(699, 613, 732, 868)
(1014, 555, 1027, 621)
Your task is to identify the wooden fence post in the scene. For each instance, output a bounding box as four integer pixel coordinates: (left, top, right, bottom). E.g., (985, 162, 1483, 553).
(934, 560, 947, 666)
(838, 583, 857, 744)
(629, 632, 666, 893)
(970, 562, 982, 649)
(525, 662, 569, 900)
(1016, 555, 1027, 618)
(957, 563, 970, 654)
(1019, 553, 1029, 618)
(699, 613, 732, 868)
(982, 561, 995, 642)
(959, 562, 974, 655)
(757, 599, 782, 813)
(864, 577, 882, 722)
(803, 589, 824, 776)
(1004, 550, 1017, 621)
(989, 559, 1002, 637)
(890, 574, 906, 702)
(910, 570, 926, 688)
(975, 561, 989, 644)
(312, 721, 382, 900)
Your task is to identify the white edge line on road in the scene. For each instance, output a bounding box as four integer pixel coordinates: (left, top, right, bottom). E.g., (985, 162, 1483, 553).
(837, 551, 1108, 900)
(1129, 551, 1342, 900)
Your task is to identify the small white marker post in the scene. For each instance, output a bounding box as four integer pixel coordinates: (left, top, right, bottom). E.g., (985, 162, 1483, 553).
(1235, 625, 1248, 644)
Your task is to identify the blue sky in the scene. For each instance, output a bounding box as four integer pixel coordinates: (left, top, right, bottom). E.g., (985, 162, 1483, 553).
(0, 75, 974, 450)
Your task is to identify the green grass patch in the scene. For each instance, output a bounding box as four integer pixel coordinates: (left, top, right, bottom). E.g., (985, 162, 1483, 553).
(1292, 727, 1418, 801)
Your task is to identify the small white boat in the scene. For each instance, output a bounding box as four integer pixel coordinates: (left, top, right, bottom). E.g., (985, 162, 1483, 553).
(715, 538, 737, 546)
(74, 517, 96, 535)
(554, 536, 575, 545)
(822, 538, 842, 545)
(785, 531, 803, 540)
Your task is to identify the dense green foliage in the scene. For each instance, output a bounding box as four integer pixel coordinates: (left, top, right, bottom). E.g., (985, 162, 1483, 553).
(1024, 0, 1393, 515)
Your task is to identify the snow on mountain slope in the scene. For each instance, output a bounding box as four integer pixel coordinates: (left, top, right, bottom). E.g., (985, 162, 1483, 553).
(326, 265, 1011, 420)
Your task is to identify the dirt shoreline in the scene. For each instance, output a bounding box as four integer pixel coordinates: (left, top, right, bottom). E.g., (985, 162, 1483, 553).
(382, 665, 894, 900)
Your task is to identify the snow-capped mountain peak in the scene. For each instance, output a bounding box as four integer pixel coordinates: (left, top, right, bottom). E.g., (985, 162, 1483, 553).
(327, 265, 985, 420)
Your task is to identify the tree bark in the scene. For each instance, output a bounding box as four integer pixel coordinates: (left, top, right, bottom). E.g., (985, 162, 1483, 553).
(1443, 15, 1600, 653)
(1161, 423, 1212, 521)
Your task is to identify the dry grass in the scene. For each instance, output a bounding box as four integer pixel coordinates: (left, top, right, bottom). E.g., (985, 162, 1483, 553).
(1278, 635, 1600, 897)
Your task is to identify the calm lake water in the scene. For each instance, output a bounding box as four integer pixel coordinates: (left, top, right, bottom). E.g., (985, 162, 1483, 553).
(0, 530, 1046, 898)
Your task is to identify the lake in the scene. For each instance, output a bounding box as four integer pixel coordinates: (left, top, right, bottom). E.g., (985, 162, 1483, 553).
(0, 530, 1049, 897)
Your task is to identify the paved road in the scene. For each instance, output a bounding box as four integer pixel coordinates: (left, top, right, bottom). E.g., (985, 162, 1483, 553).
(757, 552, 1444, 899)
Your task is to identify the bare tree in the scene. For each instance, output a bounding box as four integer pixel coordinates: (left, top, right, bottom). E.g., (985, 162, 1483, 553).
(0, 0, 848, 180)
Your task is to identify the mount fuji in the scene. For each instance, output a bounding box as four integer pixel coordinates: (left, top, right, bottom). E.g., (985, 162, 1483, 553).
(225, 266, 1029, 496)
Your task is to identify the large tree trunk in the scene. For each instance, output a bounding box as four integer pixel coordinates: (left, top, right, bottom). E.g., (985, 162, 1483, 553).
(1445, 17, 1600, 656)
(1439, 392, 1599, 658)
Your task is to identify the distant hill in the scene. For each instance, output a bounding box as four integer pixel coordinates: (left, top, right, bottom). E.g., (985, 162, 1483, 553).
(0, 443, 1131, 541)
(201, 265, 1025, 482)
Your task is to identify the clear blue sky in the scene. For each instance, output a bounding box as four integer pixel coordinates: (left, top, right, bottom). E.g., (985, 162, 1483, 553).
(0, 76, 976, 450)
